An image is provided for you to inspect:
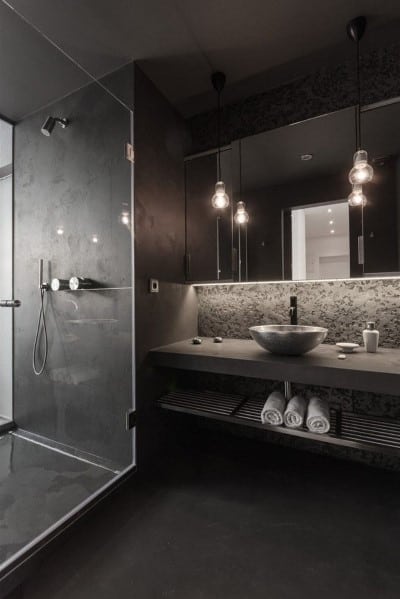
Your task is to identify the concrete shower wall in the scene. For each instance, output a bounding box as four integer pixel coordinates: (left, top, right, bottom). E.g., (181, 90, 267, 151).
(13, 70, 134, 468)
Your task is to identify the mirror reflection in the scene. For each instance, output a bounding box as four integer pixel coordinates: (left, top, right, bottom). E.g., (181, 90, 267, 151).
(185, 98, 400, 282)
(289, 202, 350, 280)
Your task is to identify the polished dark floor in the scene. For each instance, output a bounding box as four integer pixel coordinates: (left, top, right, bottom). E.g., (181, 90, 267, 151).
(0, 432, 114, 569)
(10, 431, 400, 599)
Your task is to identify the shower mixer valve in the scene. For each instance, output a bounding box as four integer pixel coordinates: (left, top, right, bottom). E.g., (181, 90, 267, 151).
(38, 258, 49, 290)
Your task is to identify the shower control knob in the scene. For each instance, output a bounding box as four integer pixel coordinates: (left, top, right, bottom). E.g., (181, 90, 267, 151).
(69, 277, 95, 290)
(51, 278, 70, 291)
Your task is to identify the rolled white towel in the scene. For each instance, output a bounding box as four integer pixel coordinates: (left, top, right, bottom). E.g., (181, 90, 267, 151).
(306, 397, 330, 434)
(261, 391, 285, 426)
(284, 395, 307, 429)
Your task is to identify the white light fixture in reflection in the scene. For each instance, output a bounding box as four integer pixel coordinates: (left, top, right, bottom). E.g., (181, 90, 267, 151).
(210, 72, 229, 209)
(347, 17, 373, 196)
(56, 226, 64, 236)
(91, 234, 99, 244)
(234, 201, 249, 224)
(330, 229, 335, 234)
(348, 184, 367, 206)
(329, 220, 334, 225)
(328, 208, 332, 214)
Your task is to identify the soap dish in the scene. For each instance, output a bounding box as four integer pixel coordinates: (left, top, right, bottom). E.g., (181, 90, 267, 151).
(336, 342, 360, 354)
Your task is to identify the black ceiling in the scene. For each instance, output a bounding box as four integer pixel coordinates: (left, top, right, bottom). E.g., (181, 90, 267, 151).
(2, 0, 400, 121)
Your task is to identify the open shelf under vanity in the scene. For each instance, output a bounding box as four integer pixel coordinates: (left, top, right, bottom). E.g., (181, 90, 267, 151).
(158, 389, 400, 455)
(151, 338, 400, 457)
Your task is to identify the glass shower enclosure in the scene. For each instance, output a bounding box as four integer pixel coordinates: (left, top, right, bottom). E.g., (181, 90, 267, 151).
(0, 1, 135, 585)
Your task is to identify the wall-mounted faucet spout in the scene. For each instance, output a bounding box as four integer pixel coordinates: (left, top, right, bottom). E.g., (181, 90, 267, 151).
(289, 295, 298, 325)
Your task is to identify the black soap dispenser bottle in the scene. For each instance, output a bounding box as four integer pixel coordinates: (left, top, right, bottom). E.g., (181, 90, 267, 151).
(363, 321, 379, 353)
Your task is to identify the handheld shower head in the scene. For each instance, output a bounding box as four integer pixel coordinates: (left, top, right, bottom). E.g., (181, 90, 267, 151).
(41, 116, 69, 136)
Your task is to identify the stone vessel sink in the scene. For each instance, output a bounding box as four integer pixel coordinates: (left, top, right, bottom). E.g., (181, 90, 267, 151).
(249, 324, 328, 356)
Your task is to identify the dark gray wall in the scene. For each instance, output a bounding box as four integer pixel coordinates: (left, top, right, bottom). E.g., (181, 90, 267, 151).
(134, 66, 198, 464)
(14, 71, 134, 468)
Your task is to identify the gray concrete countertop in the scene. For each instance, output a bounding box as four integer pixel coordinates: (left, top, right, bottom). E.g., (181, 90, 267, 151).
(150, 338, 400, 395)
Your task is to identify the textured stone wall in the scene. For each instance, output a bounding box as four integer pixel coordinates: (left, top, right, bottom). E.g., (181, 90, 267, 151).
(188, 42, 400, 153)
(197, 278, 400, 347)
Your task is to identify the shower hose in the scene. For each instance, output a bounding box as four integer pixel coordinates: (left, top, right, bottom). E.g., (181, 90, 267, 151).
(32, 287, 48, 376)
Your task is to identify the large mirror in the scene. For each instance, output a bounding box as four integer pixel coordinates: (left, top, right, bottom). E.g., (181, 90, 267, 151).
(185, 98, 400, 282)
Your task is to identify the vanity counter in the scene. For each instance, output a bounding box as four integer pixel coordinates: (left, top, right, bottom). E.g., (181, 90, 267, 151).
(150, 338, 400, 395)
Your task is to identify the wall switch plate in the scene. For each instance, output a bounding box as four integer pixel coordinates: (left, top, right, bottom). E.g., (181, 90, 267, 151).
(149, 278, 159, 293)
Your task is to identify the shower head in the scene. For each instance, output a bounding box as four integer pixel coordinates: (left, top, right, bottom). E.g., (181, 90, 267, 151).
(41, 116, 69, 136)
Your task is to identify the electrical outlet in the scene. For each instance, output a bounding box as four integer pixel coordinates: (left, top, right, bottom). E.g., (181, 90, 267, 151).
(149, 278, 159, 293)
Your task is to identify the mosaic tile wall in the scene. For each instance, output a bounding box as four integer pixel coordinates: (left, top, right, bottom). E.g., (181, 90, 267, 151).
(197, 278, 400, 347)
(188, 42, 400, 153)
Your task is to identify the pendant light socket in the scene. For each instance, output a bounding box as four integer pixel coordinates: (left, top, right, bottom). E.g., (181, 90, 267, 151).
(211, 71, 226, 93)
(346, 16, 366, 43)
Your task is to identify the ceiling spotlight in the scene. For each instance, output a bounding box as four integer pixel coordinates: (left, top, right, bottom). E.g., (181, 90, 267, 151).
(56, 226, 64, 236)
(329, 220, 334, 225)
(41, 116, 69, 136)
(300, 153, 313, 161)
(330, 229, 335, 234)
(328, 208, 332, 214)
(91, 234, 99, 244)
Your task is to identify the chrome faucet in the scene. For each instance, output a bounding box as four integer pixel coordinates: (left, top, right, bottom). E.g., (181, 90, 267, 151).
(289, 295, 297, 325)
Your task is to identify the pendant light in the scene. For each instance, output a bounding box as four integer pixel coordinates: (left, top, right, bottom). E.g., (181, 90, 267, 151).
(234, 141, 249, 224)
(211, 72, 230, 209)
(234, 201, 249, 224)
(347, 16, 373, 206)
(348, 184, 367, 207)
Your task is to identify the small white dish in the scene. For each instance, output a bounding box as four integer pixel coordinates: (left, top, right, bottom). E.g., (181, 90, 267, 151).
(336, 342, 360, 354)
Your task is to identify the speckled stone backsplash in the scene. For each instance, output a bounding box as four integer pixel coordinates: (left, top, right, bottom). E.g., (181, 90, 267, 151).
(197, 279, 400, 347)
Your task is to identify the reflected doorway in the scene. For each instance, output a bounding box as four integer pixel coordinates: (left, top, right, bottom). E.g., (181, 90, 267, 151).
(290, 201, 350, 280)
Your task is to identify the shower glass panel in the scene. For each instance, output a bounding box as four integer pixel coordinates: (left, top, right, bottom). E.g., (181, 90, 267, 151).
(0, 1, 135, 585)
(0, 120, 13, 423)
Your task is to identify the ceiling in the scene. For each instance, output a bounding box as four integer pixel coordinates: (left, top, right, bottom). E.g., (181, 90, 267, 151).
(303, 202, 349, 239)
(3, 0, 400, 120)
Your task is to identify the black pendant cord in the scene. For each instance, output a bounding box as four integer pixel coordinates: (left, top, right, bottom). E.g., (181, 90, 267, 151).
(239, 138, 242, 198)
(355, 37, 362, 151)
(217, 89, 221, 180)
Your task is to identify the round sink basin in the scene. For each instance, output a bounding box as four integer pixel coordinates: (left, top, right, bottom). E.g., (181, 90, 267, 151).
(249, 324, 328, 356)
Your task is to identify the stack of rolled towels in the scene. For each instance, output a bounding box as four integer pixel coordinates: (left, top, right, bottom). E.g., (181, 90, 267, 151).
(261, 392, 330, 434)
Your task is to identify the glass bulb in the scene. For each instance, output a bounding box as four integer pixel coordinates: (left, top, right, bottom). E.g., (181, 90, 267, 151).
(348, 184, 367, 207)
(349, 149, 374, 184)
(211, 181, 229, 209)
(234, 201, 249, 224)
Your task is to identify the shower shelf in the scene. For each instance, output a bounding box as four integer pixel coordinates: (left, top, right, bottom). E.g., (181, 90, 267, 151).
(158, 389, 400, 456)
